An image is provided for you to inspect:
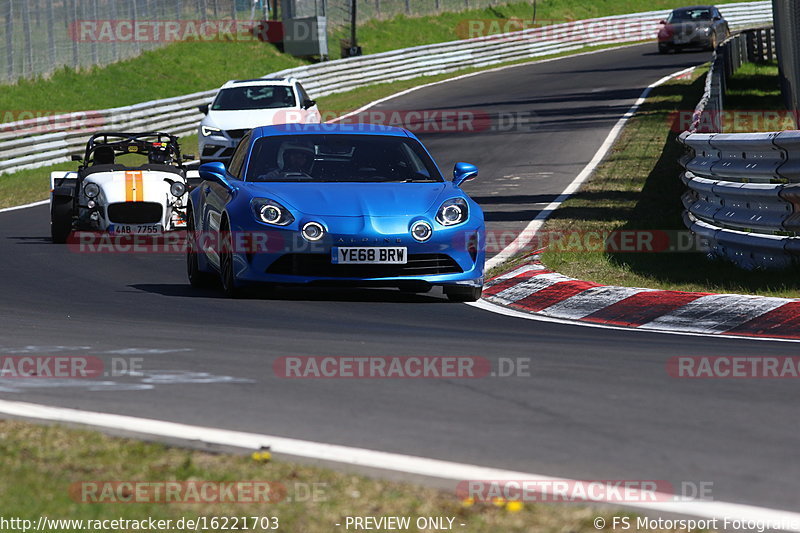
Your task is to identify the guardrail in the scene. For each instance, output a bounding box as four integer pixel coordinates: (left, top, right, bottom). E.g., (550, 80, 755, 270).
(679, 131, 800, 269)
(690, 26, 776, 132)
(678, 21, 797, 270)
(0, 1, 772, 176)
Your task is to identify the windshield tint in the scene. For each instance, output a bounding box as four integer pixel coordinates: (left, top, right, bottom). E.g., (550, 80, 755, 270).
(245, 134, 444, 183)
(212, 86, 296, 111)
(669, 8, 712, 22)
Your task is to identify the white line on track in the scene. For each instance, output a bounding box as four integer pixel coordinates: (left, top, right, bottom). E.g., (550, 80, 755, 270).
(0, 199, 47, 213)
(0, 398, 799, 530)
(485, 64, 697, 270)
(467, 298, 800, 343)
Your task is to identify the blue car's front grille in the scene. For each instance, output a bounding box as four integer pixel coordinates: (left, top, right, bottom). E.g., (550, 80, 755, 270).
(265, 254, 462, 278)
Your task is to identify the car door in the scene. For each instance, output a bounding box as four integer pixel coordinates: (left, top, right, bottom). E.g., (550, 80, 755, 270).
(202, 132, 250, 267)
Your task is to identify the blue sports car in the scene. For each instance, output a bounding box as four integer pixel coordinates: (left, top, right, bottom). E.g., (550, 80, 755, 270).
(187, 123, 485, 300)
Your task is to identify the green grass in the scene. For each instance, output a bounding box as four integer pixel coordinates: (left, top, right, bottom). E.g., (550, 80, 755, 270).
(0, 40, 306, 112)
(514, 67, 800, 297)
(329, 0, 744, 58)
(723, 61, 789, 132)
(0, 419, 699, 533)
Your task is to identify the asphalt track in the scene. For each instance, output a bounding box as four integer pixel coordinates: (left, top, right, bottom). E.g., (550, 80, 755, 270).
(1, 44, 798, 513)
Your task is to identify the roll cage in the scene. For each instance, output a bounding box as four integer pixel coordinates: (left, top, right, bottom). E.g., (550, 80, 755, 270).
(74, 132, 192, 175)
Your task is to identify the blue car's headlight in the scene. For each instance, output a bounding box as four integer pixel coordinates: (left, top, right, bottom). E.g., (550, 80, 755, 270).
(251, 198, 294, 226)
(436, 198, 469, 226)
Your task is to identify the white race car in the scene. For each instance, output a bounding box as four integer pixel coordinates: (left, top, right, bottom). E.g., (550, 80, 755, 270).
(50, 132, 199, 243)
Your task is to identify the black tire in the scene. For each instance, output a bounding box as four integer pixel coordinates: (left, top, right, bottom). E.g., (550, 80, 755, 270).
(219, 219, 243, 298)
(444, 285, 483, 302)
(50, 196, 73, 244)
(708, 33, 717, 51)
(186, 210, 215, 288)
(658, 45, 669, 54)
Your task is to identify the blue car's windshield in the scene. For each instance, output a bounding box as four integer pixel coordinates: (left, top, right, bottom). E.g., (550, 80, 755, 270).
(212, 86, 296, 111)
(245, 134, 444, 183)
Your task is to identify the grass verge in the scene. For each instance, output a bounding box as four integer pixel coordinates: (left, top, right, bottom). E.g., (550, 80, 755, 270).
(0, 418, 695, 533)
(0, 41, 639, 210)
(723, 61, 788, 132)
(517, 65, 800, 297)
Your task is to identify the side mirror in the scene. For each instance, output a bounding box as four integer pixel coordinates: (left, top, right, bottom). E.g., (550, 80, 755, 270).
(302, 99, 316, 110)
(659, 19, 666, 24)
(199, 162, 233, 190)
(71, 155, 83, 161)
(198, 104, 210, 115)
(713, 15, 722, 21)
(453, 162, 478, 187)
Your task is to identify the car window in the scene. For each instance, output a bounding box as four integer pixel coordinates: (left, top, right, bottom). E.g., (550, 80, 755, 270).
(211, 86, 296, 111)
(669, 8, 712, 22)
(228, 133, 251, 179)
(245, 134, 443, 183)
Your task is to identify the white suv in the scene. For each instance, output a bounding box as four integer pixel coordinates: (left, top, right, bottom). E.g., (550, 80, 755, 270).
(198, 78, 321, 164)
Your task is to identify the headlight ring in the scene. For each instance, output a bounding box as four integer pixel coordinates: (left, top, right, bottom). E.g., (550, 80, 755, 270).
(436, 198, 469, 226)
(84, 182, 100, 199)
(170, 181, 187, 197)
(411, 220, 433, 242)
(250, 198, 294, 226)
(302, 222, 325, 241)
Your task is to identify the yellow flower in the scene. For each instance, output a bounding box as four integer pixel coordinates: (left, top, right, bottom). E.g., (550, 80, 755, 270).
(251, 451, 272, 463)
(506, 501, 523, 513)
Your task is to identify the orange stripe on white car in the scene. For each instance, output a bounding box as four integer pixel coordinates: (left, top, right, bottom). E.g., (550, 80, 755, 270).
(125, 171, 144, 202)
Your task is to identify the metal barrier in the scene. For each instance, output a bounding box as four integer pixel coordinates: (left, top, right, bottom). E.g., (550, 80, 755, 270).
(690, 26, 777, 132)
(677, 13, 800, 270)
(0, 1, 773, 176)
(679, 131, 800, 270)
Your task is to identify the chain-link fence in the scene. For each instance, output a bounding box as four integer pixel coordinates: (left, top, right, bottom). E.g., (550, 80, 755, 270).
(0, 0, 273, 84)
(320, 0, 516, 28)
(772, 0, 800, 127)
(1, 0, 517, 84)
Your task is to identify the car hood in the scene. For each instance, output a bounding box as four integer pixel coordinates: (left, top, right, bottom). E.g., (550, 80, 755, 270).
(205, 108, 302, 130)
(242, 182, 449, 217)
(668, 21, 712, 32)
(84, 170, 179, 204)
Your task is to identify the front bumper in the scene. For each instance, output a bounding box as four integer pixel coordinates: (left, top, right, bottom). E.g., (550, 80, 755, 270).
(223, 216, 485, 287)
(660, 33, 713, 49)
(199, 132, 243, 163)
